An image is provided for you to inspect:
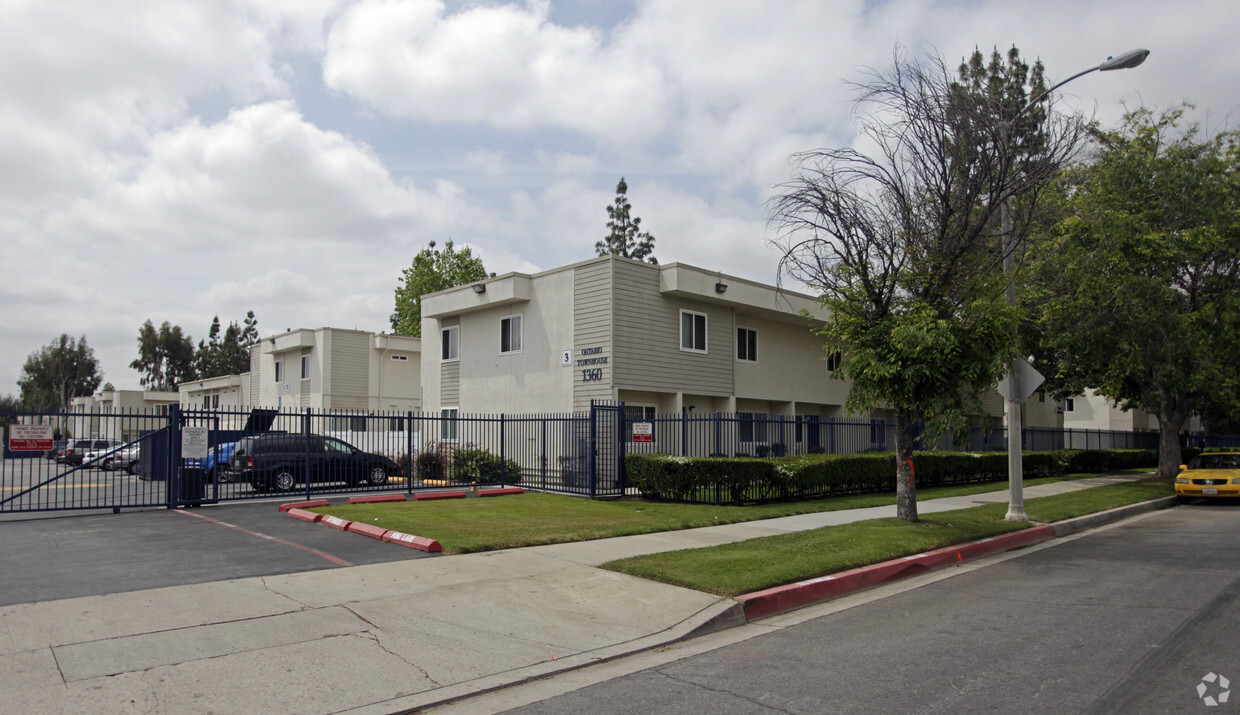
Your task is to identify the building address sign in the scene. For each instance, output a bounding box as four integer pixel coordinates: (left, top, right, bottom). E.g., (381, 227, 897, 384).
(564, 346, 609, 382)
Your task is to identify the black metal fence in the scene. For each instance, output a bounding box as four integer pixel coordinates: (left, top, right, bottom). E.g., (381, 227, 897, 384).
(1, 403, 1230, 514)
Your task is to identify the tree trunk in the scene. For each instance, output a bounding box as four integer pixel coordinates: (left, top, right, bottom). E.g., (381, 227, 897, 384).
(1156, 395, 1189, 479)
(895, 411, 918, 522)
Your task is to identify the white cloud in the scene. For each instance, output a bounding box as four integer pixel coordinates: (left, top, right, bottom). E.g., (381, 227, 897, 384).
(3, 0, 1240, 399)
(323, 0, 667, 143)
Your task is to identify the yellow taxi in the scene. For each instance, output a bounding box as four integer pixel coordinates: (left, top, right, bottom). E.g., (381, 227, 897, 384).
(1175, 452, 1240, 502)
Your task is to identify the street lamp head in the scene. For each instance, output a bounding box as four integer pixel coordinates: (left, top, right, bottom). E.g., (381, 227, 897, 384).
(1099, 48, 1150, 71)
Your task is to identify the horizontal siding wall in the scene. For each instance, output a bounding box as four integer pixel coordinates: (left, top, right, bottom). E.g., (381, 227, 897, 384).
(440, 361, 460, 406)
(613, 259, 732, 396)
(573, 260, 613, 411)
(329, 332, 370, 410)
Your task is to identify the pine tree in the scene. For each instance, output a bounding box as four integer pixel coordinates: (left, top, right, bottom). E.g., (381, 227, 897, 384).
(597, 177, 657, 264)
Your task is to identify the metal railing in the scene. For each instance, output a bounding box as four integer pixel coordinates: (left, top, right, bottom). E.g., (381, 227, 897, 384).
(0, 404, 1223, 513)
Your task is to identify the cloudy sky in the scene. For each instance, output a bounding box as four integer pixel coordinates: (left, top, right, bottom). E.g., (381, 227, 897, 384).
(3, 0, 1237, 396)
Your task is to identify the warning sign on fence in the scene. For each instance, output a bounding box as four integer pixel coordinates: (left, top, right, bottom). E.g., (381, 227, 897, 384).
(8, 424, 54, 452)
(632, 422, 654, 444)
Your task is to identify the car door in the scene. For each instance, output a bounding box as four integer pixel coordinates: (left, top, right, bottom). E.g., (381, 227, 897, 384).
(322, 437, 362, 485)
(302, 436, 330, 484)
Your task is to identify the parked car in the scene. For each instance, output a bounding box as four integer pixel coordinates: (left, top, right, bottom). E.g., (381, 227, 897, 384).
(45, 439, 68, 461)
(64, 438, 120, 466)
(1175, 452, 1240, 502)
(97, 443, 141, 473)
(194, 441, 238, 483)
(228, 434, 396, 492)
(78, 440, 123, 468)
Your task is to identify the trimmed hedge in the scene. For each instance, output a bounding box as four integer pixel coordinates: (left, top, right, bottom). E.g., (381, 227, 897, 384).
(627, 447, 1159, 505)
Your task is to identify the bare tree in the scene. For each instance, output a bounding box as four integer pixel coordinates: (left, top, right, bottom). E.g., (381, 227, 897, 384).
(768, 48, 1086, 521)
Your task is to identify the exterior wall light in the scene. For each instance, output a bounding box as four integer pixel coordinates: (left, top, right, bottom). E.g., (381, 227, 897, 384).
(472, 284, 486, 294)
(715, 282, 727, 294)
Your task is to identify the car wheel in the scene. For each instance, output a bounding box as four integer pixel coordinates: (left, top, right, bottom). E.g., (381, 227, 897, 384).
(102, 458, 113, 471)
(274, 470, 297, 492)
(367, 466, 388, 487)
(127, 459, 139, 475)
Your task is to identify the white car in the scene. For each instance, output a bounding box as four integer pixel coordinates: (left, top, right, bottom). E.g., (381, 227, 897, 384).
(86, 442, 139, 473)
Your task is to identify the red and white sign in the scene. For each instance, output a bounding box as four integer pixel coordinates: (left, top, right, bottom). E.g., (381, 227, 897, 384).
(632, 422, 654, 444)
(8, 424, 54, 452)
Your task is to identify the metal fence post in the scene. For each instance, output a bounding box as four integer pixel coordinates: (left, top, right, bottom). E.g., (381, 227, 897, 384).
(167, 403, 181, 509)
(500, 414, 507, 486)
(588, 403, 597, 499)
(304, 408, 312, 501)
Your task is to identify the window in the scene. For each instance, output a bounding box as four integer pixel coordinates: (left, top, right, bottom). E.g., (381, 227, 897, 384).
(737, 327, 757, 362)
(440, 408, 459, 441)
(1065, 398, 1075, 412)
(300, 355, 310, 380)
(274, 360, 283, 382)
(329, 416, 367, 431)
(441, 326, 459, 362)
(500, 314, 523, 354)
(212, 394, 219, 409)
(738, 412, 768, 443)
(825, 351, 842, 372)
(391, 354, 408, 361)
(680, 310, 707, 352)
(202, 395, 210, 407)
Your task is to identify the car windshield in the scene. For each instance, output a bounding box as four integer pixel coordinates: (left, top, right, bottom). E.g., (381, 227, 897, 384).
(1190, 454, 1240, 469)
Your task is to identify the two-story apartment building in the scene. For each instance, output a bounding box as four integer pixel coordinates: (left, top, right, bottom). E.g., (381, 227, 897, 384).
(178, 328, 422, 420)
(420, 255, 917, 455)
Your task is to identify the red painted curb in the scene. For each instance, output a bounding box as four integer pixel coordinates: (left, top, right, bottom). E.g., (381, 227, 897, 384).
(414, 491, 467, 501)
(384, 531, 443, 552)
(346, 521, 391, 541)
(319, 514, 352, 532)
(478, 488, 524, 497)
(736, 524, 1056, 621)
(347, 494, 408, 504)
(279, 499, 330, 512)
(286, 508, 322, 523)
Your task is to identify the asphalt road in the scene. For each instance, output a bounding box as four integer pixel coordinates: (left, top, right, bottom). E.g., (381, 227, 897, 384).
(467, 504, 1240, 714)
(0, 499, 436, 606)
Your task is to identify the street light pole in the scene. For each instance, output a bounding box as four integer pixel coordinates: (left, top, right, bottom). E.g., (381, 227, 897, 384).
(1003, 49, 1149, 523)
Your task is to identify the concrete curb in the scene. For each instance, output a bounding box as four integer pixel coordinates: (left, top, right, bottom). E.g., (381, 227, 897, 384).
(735, 496, 1178, 621)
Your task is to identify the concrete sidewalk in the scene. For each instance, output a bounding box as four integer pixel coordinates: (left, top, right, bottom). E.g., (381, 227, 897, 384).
(0, 475, 1164, 714)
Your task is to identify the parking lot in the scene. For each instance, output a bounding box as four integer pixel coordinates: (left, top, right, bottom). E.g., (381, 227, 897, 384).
(0, 498, 437, 607)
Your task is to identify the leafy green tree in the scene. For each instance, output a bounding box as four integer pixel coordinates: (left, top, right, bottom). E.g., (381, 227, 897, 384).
(0, 394, 19, 437)
(18, 334, 103, 411)
(130, 320, 196, 390)
(391, 240, 488, 337)
(1024, 107, 1240, 476)
(195, 311, 259, 378)
(769, 48, 1084, 521)
(596, 177, 657, 264)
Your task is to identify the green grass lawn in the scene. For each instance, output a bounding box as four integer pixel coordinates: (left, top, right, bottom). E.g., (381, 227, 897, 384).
(602, 477, 1173, 596)
(310, 474, 1089, 554)
(312, 472, 1161, 547)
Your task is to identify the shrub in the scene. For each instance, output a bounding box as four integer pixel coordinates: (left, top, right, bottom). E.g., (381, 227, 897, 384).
(452, 447, 523, 484)
(414, 443, 451, 481)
